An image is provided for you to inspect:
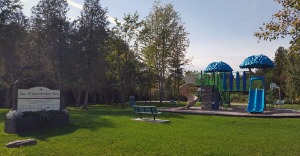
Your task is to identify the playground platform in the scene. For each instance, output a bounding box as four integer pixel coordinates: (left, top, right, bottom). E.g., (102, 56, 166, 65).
(160, 105, 300, 118)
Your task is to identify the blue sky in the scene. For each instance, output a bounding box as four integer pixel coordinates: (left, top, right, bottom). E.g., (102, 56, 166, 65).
(20, 0, 290, 71)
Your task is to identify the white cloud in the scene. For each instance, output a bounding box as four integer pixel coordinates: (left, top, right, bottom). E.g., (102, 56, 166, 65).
(67, 0, 83, 10)
(107, 16, 117, 25)
(107, 16, 124, 25)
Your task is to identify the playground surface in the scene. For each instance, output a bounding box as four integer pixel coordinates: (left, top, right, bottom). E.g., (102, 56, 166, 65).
(160, 104, 300, 118)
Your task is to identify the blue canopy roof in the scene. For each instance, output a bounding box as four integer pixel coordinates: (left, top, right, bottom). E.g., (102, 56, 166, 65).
(239, 54, 275, 69)
(204, 61, 233, 73)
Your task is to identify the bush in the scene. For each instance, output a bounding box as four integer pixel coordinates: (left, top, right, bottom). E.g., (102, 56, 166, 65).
(5, 110, 23, 120)
(283, 97, 300, 104)
(230, 94, 247, 103)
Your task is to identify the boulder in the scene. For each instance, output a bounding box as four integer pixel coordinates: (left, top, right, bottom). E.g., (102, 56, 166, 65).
(6, 139, 37, 148)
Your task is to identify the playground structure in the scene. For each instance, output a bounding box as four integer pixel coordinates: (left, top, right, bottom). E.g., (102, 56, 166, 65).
(179, 70, 250, 110)
(179, 54, 275, 113)
(246, 76, 265, 112)
(179, 83, 198, 108)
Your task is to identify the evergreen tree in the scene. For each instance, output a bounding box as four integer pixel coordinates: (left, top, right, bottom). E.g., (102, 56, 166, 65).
(0, 0, 27, 107)
(30, 0, 70, 109)
(78, 0, 108, 109)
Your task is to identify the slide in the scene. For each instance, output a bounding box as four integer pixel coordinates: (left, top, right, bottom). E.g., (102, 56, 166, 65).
(179, 84, 198, 108)
(247, 89, 264, 113)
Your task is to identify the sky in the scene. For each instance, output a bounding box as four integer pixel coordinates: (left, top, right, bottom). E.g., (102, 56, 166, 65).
(20, 0, 291, 72)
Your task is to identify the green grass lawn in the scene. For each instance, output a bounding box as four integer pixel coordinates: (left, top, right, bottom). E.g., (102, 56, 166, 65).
(1, 105, 300, 156)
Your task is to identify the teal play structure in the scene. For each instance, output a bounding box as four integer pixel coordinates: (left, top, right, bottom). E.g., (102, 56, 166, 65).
(181, 54, 275, 113)
(183, 69, 249, 110)
(196, 70, 249, 92)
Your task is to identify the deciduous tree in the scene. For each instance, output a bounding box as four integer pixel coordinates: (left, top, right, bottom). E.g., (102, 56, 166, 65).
(255, 0, 300, 102)
(140, 1, 189, 104)
(107, 12, 142, 107)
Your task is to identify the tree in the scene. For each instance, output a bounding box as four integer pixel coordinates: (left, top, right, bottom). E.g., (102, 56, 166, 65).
(0, 0, 27, 107)
(272, 47, 288, 96)
(66, 20, 86, 106)
(168, 25, 190, 102)
(30, 0, 70, 109)
(78, 0, 108, 109)
(105, 35, 131, 106)
(255, 0, 300, 102)
(254, 0, 299, 48)
(285, 51, 300, 103)
(140, 1, 189, 104)
(106, 12, 142, 108)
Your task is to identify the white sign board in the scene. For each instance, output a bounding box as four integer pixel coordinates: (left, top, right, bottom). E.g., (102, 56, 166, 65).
(18, 99, 60, 112)
(17, 87, 60, 112)
(18, 87, 60, 99)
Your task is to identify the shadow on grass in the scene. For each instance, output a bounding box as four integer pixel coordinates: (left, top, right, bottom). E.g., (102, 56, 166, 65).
(18, 117, 116, 141)
(17, 107, 118, 140)
(75, 105, 186, 118)
(95, 104, 187, 120)
(3, 105, 186, 140)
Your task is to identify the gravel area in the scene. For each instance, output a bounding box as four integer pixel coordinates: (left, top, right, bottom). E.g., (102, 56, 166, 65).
(160, 106, 300, 118)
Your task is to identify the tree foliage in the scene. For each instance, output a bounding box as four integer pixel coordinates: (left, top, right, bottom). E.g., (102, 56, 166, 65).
(77, 0, 109, 109)
(0, 0, 190, 108)
(285, 51, 300, 103)
(140, 1, 189, 104)
(255, 0, 300, 102)
(0, 0, 27, 107)
(106, 13, 142, 107)
(30, 0, 70, 109)
(254, 0, 300, 49)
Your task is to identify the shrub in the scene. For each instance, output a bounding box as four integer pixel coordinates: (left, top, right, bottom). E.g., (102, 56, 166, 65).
(230, 94, 247, 103)
(5, 110, 23, 120)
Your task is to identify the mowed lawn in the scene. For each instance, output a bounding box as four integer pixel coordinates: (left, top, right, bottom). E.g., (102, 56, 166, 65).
(1, 105, 300, 156)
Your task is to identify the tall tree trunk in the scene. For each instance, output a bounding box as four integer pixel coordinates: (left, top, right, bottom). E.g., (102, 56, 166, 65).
(81, 85, 90, 110)
(98, 91, 102, 104)
(110, 93, 115, 105)
(121, 69, 127, 108)
(93, 93, 96, 104)
(72, 88, 82, 106)
(4, 87, 12, 108)
(59, 81, 64, 110)
(81, 53, 91, 109)
(121, 88, 125, 108)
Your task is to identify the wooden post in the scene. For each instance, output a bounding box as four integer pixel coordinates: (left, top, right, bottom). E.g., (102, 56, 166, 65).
(12, 80, 19, 110)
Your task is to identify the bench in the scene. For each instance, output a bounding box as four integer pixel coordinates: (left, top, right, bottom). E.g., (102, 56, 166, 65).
(170, 100, 176, 105)
(133, 106, 161, 120)
(273, 100, 285, 107)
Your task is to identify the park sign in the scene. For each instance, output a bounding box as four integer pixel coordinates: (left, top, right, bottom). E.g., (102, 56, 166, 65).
(17, 87, 60, 112)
